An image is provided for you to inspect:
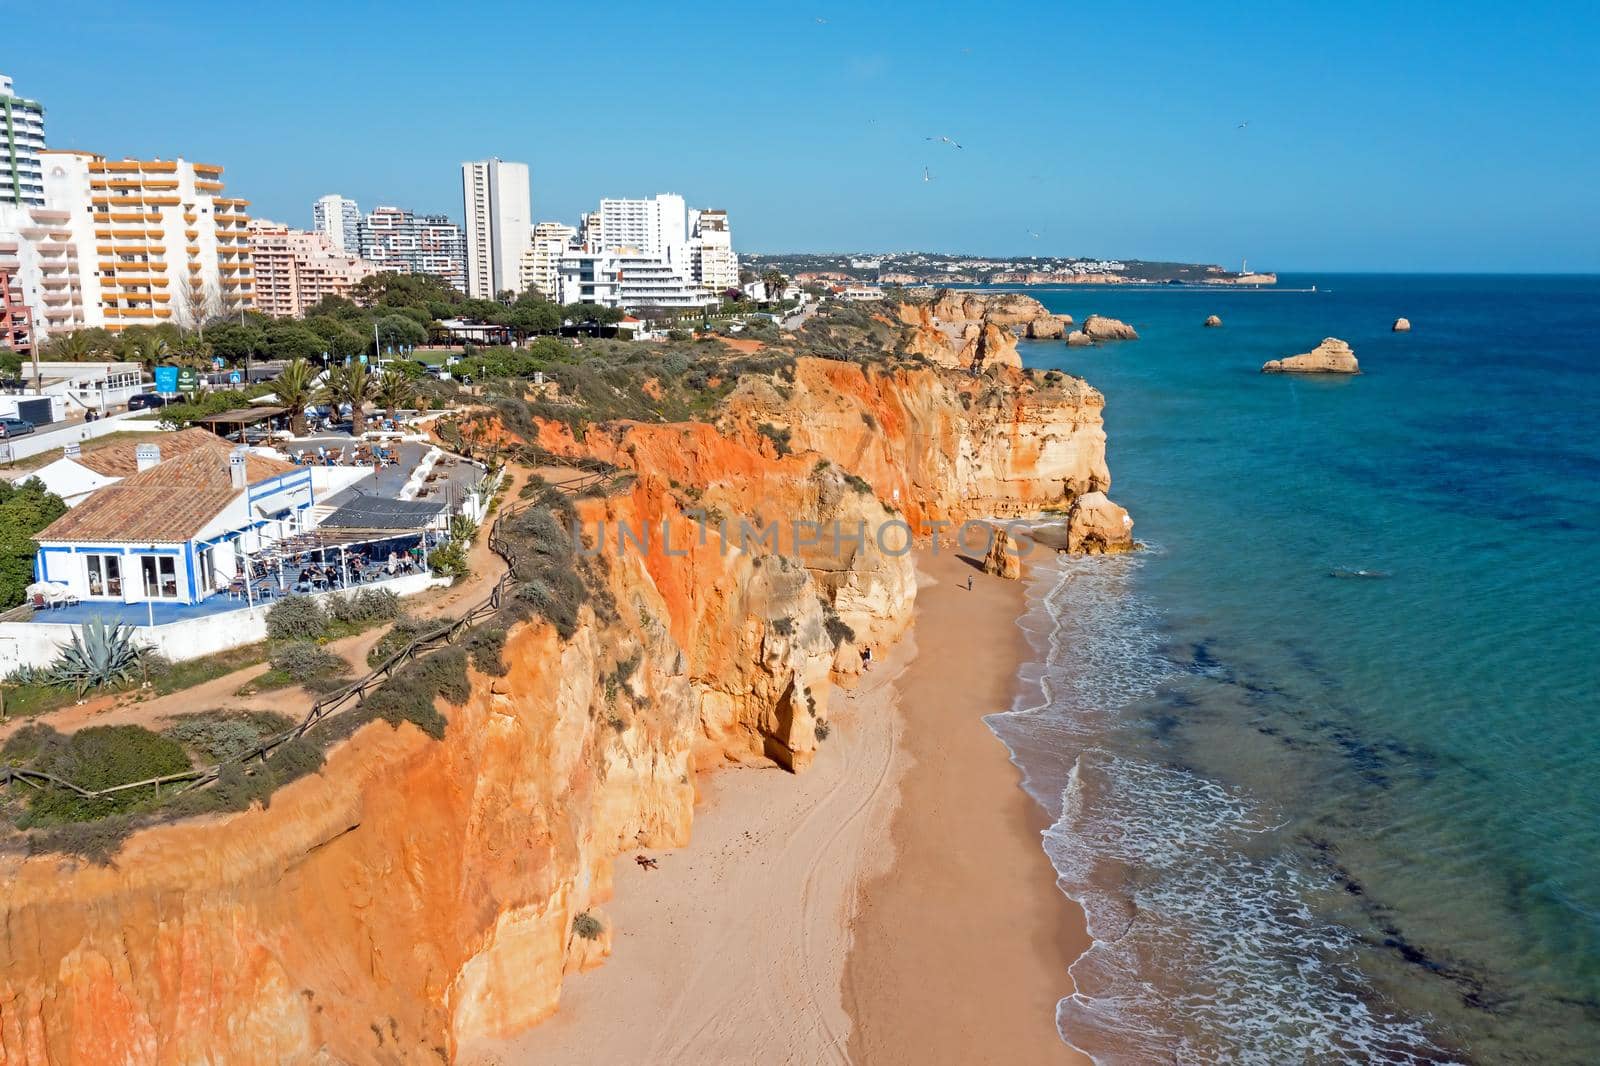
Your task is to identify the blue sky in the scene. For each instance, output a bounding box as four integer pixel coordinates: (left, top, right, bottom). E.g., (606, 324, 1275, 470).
(13, 1, 1599, 270)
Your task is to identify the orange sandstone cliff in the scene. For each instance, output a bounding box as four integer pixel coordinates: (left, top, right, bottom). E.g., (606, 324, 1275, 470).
(0, 339, 1124, 1063)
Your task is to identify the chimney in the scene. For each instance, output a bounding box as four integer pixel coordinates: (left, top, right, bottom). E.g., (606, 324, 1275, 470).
(229, 447, 248, 490)
(63, 441, 81, 460)
(135, 443, 161, 471)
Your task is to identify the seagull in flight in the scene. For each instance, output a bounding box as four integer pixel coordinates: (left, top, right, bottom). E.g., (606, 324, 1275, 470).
(1236, 120, 1250, 129)
(923, 166, 933, 183)
(815, 16, 828, 23)
(926, 135, 964, 149)
(1029, 230, 1041, 239)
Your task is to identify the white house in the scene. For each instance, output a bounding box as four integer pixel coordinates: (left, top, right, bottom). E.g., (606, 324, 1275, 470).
(32, 438, 314, 606)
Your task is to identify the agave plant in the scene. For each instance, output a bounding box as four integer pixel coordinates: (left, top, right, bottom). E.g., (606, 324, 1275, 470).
(47, 618, 148, 696)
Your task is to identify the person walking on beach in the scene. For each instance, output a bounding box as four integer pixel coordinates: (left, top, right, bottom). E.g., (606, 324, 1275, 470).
(967, 575, 974, 592)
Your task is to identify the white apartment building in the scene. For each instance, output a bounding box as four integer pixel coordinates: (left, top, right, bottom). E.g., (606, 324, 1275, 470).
(3, 151, 252, 338)
(460, 158, 530, 299)
(582, 194, 687, 258)
(248, 220, 380, 318)
(83, 156, 254, 329)
(518, 221, 575, 300)
(557, 249, 715, 310)
(1, 74, 47, 209)
(0, 149, 101, 340)
(688, 208, 739, 294)
(359, 206, 466, 292)
(312, 194, 361, 254)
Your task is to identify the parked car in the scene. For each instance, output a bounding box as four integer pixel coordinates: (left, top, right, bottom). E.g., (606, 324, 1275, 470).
(0, 417, 36, 438)
(127, 393, 168, 411)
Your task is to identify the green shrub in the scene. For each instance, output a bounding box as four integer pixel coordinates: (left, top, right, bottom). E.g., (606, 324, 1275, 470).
(573, 912, 603, 940)
(366, 614, 439, 669)
(22, 724, 192, 824)
(270, 640, 347, 682)
(325, 587, 400, 624)
(756, 422, 793, 456)
(843, 473, 873, 495)
(361, 647, 470, 740)
(465, 626, 508, 676)
(266, 594, 328, 641)
(815, 720, 832, 741)
(163, 710, 293, 762)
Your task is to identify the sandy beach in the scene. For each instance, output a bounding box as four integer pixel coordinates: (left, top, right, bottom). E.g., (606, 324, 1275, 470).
(468, 547, 1089, 1064)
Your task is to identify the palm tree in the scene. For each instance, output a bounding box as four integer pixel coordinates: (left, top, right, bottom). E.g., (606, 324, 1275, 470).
(127, 331, 170, 372)
(43, 330, 93, 361)
(272, 358, 317, 437)
(322, 361, 375, 436)
(373, 368, 415, 425)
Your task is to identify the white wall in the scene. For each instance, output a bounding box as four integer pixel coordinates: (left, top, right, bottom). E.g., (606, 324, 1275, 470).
(0, 409, 162, 463)
(0, 571, 451, 670)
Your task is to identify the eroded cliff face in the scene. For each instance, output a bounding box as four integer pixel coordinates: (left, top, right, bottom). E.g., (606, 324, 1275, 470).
(0, 352, 1119, 1064)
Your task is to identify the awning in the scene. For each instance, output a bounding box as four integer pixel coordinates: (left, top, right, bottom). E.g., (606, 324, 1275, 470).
(318, 494, 448, 532)
(195, 406, 286, 426)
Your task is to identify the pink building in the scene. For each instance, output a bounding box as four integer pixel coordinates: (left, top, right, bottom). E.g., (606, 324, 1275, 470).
(1, 264, 34, 356)
(248, 220, 380, 319)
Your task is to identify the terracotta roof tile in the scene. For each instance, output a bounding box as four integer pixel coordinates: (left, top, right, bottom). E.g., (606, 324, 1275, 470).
(38, 440, 301, 545)
(74, 428, 220, 477)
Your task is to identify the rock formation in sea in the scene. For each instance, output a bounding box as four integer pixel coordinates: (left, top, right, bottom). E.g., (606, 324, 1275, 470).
(1262, 337, 1360, 374)
(1080, 314, 1139, 341)
(1204, 314, 1223, 328)
(1393, 317, 1411, 332)
(1065, 330, 1093, 347)
(1065, 491, 1135, 553)
(0, 296, 1128, 1063)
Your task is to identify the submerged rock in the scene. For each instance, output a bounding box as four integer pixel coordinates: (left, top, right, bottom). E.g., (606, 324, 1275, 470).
(1081, 314, 1139, 341)
(1262, 337, 1359, 374)
(1204, 314, 1222, 328)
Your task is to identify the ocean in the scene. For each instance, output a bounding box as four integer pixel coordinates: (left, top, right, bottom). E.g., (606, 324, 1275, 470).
(991, 275, 1600, 1063)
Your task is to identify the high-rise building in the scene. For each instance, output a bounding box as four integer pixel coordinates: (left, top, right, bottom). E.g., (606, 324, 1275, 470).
(518, 221, 576, 300)
(688, 208, 739, 295)
(248, 220, 380, 318)
(460, 158, 530, 299)
(358, 205, 466, 292)
(0, 150, 102, 339)
(312, 194, 360, 254)
(83, 157, 254, 330)
(0, 74, 46, 208)
(559, 194, 732, 310)
(582, 194, 688, 259)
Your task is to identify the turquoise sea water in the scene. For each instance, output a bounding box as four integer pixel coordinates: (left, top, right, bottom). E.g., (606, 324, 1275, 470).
(991, 275, 1600, 1063)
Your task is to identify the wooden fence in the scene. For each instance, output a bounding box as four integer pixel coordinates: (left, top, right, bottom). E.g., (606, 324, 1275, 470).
(1, 501, 527, 804)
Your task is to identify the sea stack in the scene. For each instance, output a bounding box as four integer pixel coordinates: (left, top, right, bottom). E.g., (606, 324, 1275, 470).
(1262, 337, 1360, 374)
(1204, 315, 1222, 328)
(1066, 491, 1136, 553)
(1393, 317, 1411, 332)
(981, 526, 1024, 580)
(1065, 330, 1093, 347)
(1081, 314, 1139, 341)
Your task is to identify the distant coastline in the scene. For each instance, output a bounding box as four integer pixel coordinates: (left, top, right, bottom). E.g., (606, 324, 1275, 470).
(745, 250, 1275, 288)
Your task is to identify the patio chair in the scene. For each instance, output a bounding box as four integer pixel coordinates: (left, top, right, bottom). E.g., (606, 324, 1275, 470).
(31, 592, 50, 611)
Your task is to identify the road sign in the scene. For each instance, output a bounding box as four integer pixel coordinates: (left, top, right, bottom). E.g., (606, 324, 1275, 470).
(229, 370, 242, 385)
(154, 366, 179, 394)
(177, 368, 199, 392)
(212, 357, 225, 370)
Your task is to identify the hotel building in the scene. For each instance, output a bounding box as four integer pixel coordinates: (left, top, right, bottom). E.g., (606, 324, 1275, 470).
(358, 205, 466, 292)
(312, 194, 361, 254)
(688, 208, 739, 295)
(1, 74, 46, 209)
(248, 220, 380, 319)
(518, 221, 576, 300)
(81, 156, 253, 329)
(461, 158, 531, 299)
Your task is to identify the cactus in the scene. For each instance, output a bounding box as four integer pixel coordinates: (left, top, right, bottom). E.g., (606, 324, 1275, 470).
(47, 618, 148, 696)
